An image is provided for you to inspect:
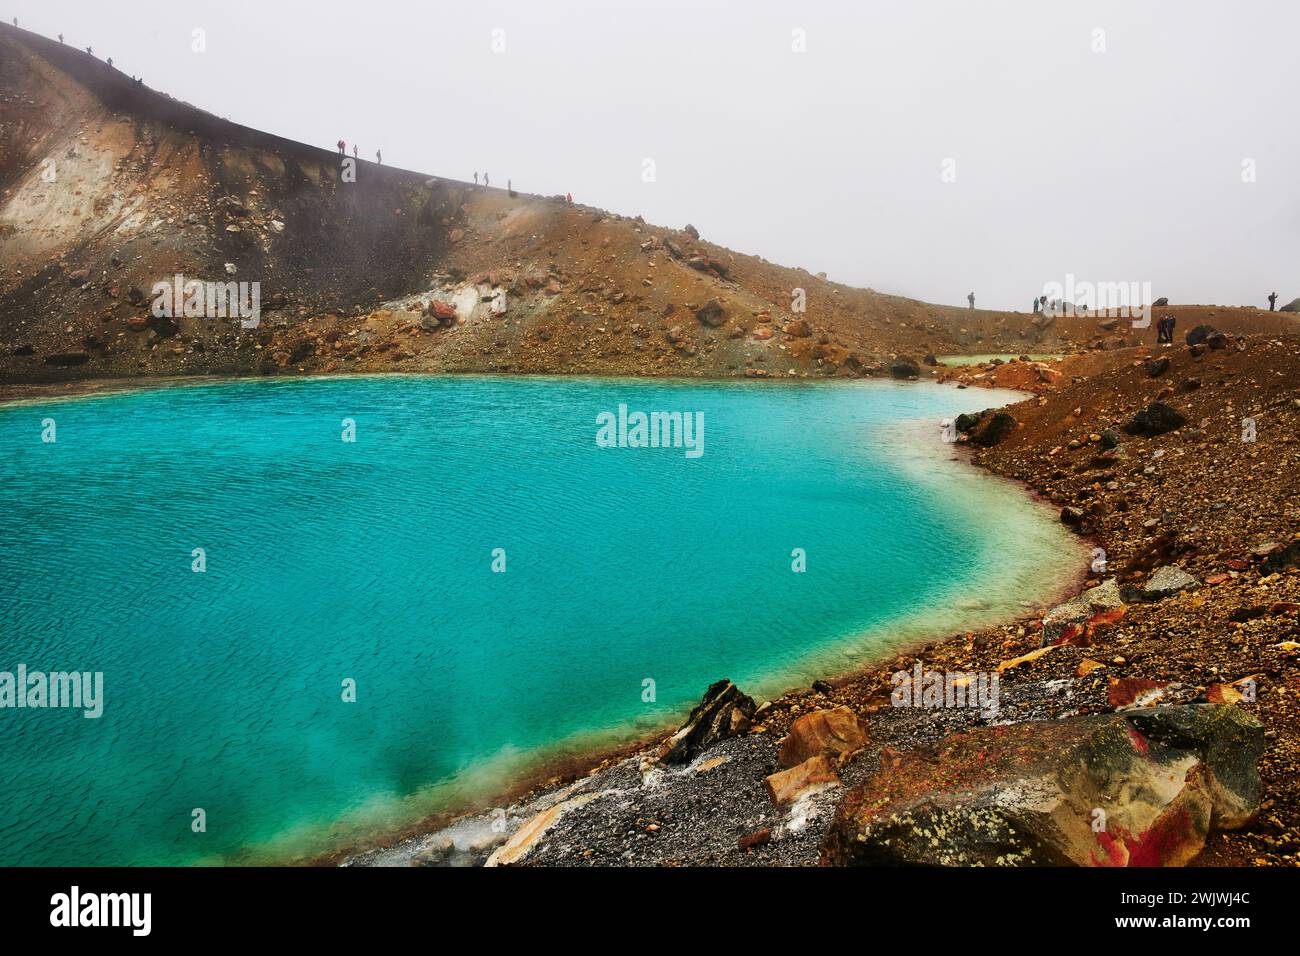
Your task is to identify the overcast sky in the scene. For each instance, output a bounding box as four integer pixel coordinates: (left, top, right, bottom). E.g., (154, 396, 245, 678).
(11, 0, 1299, 311)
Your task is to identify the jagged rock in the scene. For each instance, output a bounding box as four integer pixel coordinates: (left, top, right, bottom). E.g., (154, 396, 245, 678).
(683, 223, 700, 239)
(1261, 540, 1300, 575)
(658, 679, 756, 765)
(764, 755, 839, 808)
(889, 356, 919, 378)
(821, 705, 1263, 866)
(969, 410, 1018, 447)
(1123, 402, 1186, 437)
(1041, 601, 1093, 646)
(695, 298, 726, 328)
(777, 706, 869, 768)
(1186, 324, 1216, 346)
(1152, 296, 1169, 307)
(426, 300, 458, 323)
(1077, 578, 1125, 610)
(784, 318, 811, 337)
(1142, 565, 1199, 600)
(1099, 428, 1122, 449)
(1279, 297, 1300, 313)
(1060, 506, 1084, 526)
(1145, 357, 1170, 377)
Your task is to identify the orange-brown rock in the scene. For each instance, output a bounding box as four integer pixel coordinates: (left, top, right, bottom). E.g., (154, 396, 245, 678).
(777, 706, 868, 768)
(764, 755, 839, 807)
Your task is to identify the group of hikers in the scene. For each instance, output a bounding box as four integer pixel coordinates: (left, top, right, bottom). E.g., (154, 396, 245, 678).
(336, 140, 381, 164)
(1155, 314, 1177, 344)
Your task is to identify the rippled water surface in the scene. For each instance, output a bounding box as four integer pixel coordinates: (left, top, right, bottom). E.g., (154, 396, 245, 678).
(0, 375, 1079, 864)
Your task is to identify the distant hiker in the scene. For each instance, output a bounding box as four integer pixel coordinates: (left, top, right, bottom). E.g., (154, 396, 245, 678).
(376, 149, 382, 164)
(507, 178, 512, 193)
(337, 139, 345, 155)
(1167, 314, 1176, 342)
(473, 172, 478, 185)
(967, 292, 975, 309)
(484, 172, 490, 186)
(566, 192, 573, 204)
(86, 46, 92, 55)
(1268, 291, 1278, 311)
(1033, 296, 1040, 313)
(107, 57, 113, 68)
(58, 33, 64, 43)
(352, 144, 357, 158)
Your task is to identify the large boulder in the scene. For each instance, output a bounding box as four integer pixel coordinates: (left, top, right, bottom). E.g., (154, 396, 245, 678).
(695, 298, 726, 328)
(1142, 565, 1199, 600)
(1185, 324, 1216, 346)
(777, 706, 869, 768)
(1278, 297, 1300, 313)
(889, 356, 920, 378)
(969, 410, 1019, 447)
(1123, 402, 1187, 437)
(657, 679, 756, 765)
(821, 705, 1264, 866)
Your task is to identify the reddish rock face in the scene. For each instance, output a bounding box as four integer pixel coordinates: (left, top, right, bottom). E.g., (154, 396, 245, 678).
(821, 705, 1263, 867)
(777, 706, 869, 768)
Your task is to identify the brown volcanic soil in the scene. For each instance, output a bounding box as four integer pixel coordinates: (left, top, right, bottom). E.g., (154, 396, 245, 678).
(4, 23, 1296, 390)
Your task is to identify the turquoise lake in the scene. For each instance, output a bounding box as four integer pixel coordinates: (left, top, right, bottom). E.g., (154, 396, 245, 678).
(0, 375, 1081, 865)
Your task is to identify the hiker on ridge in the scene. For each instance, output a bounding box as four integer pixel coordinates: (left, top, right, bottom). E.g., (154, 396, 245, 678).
(1268, 291, 1278, 311)
(967, 292, 975, 309)
(376, 149, 382, 165)
(337, 139, 345, 155)
(107, 57, 113, 68)
(473, 172, 478, 185)
(484, 172, 490, 186)
(58, 33, 64, 43)
(352, 145, 357, 159)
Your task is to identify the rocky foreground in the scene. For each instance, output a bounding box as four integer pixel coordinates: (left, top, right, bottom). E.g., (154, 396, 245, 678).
(347, 330, 1300, 868)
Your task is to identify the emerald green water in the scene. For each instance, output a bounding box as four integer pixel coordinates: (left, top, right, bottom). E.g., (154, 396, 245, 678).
(0, 375, 1079, 865)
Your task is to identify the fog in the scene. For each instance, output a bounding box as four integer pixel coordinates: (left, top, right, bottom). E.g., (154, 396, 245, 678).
(11, 0, 1298, 311)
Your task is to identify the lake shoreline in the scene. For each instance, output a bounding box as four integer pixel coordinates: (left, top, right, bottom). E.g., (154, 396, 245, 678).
(0, 369, 1091, 867)
(315, 386, 1090, 867)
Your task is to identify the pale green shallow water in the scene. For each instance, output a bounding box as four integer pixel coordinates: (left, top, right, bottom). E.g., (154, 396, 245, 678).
(0, 375, 1081, 865)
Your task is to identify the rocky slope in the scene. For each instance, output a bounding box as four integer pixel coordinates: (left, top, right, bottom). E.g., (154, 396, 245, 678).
(3, 22, 1295, 391)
